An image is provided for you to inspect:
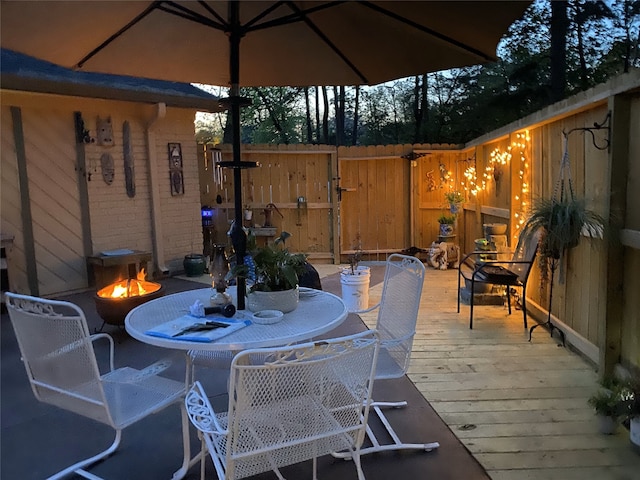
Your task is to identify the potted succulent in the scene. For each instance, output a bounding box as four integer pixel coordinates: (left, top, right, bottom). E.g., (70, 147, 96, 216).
(229, 231, 308, 313)
(438, 214, 456, 237)
(588, 377, 625, 435)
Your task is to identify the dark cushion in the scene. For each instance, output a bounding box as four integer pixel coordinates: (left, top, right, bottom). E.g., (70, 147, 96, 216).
(299, 262, 322, 290)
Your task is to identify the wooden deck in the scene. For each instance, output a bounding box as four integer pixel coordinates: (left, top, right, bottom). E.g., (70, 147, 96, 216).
(357, 267, 640, 480)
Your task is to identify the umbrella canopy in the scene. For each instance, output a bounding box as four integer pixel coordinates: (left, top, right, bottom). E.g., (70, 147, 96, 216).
(1, 1, 529, 87)
(1, 1, 530, 308)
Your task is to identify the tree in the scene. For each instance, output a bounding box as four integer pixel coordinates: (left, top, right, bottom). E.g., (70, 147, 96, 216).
(550, 0, 568, 101)
(195, 0, 638, 147)
(322, 86, 329, 144)
(352, 85, 360, 146)
(304, 87, 313, 143)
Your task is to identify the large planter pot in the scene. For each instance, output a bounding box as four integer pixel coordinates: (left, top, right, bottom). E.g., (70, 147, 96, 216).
(631, 417, 640, 453)
(340, 266, 371, 312)
(464, 278, 493, 294)
(183, 254, 206, 277)
(247, 287, 299, 313)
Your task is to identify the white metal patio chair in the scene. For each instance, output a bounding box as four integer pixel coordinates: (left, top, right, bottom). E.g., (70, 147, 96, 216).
(5, 292, 189, 480)
(185, 330, 379, 480)
(334, 254, 440, 458)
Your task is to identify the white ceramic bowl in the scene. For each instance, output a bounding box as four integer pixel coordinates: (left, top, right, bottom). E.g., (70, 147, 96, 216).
(251, 309, 284, 325)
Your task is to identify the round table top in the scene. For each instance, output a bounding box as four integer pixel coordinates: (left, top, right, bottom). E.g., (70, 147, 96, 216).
(125, 287, 348, 351)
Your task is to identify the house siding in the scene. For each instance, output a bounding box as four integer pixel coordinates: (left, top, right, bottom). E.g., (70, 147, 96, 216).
(1, 91, 202, 295)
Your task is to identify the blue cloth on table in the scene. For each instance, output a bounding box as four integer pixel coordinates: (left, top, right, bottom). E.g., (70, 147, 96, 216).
(145, 315, 251, 343)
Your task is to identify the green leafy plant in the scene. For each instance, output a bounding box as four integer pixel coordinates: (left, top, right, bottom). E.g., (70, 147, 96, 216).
(437, 214, 456, 225)
(229, 231, 307, 293)
(588, 377, 625, 418)
(445, 191, 464, 205)
(621, 376, 640, 420)
(519, 197, 605, 261)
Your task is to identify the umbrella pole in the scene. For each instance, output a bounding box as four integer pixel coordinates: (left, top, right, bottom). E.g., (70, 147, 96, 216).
(229, 1, 246, 310)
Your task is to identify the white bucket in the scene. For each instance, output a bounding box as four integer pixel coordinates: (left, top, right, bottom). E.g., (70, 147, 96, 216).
(340, 266, 371, 312)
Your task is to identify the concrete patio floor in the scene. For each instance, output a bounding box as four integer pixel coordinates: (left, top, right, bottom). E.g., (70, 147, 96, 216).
(2, 262, 639, 479)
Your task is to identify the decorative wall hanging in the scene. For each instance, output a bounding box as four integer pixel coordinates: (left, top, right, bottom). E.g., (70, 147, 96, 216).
(211, 147, 223, 187)
(168, 142, 184, 196)
(425, 170, 436, 191)
(73, 112, 94, 145)
(100, 153, 115, 185)
(123, 121, 135, 197)
(96, 116, 114, 146)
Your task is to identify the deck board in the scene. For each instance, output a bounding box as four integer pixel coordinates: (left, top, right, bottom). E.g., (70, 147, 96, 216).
(362, 266, 640, 480)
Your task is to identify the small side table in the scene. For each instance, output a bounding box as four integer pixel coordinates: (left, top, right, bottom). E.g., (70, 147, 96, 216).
(87, 250, 152, 289)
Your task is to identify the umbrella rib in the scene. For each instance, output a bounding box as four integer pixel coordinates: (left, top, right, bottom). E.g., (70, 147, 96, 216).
(360, 1, 495, 62)
(243, 1, 290, 30)
(283, 1, 369, 84)
(245, 1, 345, 31)
(195, 0, 229, 27)
(76, 2, 161, 69)
(158, 1, 227, 30)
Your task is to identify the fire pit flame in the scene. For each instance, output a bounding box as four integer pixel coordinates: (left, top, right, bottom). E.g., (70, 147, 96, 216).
(97, 269, 161, 299)
(94, 268, 164, 328)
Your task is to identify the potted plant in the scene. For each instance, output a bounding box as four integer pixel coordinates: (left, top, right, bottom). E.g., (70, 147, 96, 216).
(622, 376, 640, 452)
(438, 214, 456, 237)
(229, 231, 308, 313)
(445, 191, 464, 215)
(517, 195, 605, 342)
(340, 237, 370, 312)
(518, 197, 604, 264)
(588, 377, 625, 435)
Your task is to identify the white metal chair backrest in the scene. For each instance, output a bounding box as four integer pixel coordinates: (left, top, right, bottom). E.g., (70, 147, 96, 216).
(5, 292, 114, 426)
(186, 330, 379, 480)
(375, 254, 426, 380)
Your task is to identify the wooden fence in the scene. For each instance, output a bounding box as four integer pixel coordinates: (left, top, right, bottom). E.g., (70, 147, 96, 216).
(198, 71, 640, 374)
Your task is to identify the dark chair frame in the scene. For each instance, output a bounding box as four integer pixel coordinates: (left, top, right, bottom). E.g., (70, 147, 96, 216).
(457, 232, 539, 329)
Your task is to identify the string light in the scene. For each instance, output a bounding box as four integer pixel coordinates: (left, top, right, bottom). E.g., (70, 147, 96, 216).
(511, 130, 531, 245)
(457, 132, 531, 246)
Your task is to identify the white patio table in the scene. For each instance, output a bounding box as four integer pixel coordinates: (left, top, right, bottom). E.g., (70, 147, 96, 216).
(125, 287, 348, 352)
(124, 286, 348, 480)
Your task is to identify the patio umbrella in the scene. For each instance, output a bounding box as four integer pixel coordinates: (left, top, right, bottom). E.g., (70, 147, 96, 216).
(1, 0, 530, 308)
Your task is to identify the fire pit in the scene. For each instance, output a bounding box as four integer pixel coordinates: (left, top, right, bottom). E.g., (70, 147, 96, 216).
(94, 269, 164, 329)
